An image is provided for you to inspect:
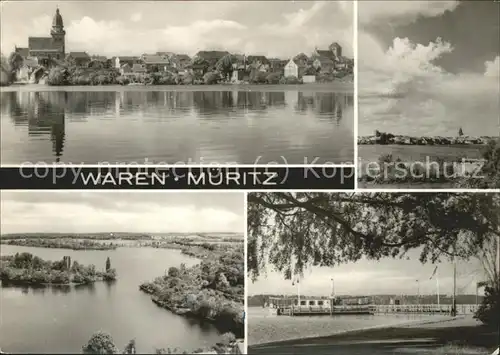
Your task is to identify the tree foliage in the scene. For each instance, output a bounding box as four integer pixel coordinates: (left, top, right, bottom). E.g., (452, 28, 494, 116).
(216, 55, 234, 81)
(82, 331, 119, 354)
(106, 257, 111, 272)
(474, 284, 499, 327)
(457, 139, 500, 189)
(8, 52, 24, 82)
(248, 192, 500, 281)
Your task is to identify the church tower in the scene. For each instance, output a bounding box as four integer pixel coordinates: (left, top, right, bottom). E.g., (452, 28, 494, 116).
(51, 7, 66, 59)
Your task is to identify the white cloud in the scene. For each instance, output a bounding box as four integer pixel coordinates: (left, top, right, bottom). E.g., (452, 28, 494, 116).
(2, 1, 350, 58)
(359, 1, 459, 26)
(484, 56, 499, 77)
(130, 12, 142, 22)
(358, 2, 499, 136)
(0, 197, 243, 234)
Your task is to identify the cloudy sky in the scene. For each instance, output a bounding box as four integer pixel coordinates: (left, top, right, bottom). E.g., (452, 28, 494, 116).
(0, 1, 353, 58)
(249, 249, 485, 296)
(358, 1, 499, 136)
(0, 191, 244, 234)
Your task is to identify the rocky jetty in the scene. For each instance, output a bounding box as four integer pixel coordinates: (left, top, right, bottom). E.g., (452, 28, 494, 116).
(358, 132, 496, 146)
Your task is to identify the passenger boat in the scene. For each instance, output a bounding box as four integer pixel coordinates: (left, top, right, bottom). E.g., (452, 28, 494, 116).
(267, 296, 374, 316)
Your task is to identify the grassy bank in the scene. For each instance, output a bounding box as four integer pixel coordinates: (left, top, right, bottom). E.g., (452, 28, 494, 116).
(249, 316, 497, 355)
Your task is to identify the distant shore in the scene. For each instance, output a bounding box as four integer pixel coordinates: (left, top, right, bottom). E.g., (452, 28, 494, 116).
(358, 134, 496, 146)
(0, 82, 353, 93)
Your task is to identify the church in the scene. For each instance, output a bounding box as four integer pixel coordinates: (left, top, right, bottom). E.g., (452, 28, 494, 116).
(15, 7, 66, 67)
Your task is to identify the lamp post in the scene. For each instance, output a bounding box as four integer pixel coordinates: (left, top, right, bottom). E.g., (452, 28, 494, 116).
(416, 279, 420, 305)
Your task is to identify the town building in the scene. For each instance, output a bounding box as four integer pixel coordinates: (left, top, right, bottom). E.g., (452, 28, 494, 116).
(193, 50, 230, 69)
(113, 56, 141, 70)
(141, 54, 171, 72)
(66, 52, 91, 67)
(15, 8, 66, 67)
(313, 56, 335, 74)
(170, 54, 191, 70)
(312, 42, 351, 71)
(246, 55, 270, 71)
(284, 58, 305, 78)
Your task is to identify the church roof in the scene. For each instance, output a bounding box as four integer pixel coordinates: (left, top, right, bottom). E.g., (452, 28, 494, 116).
(28, 37, 59, 51)
(53, 8, 64, 28)
(314, 56, 334, 65)
(142, 55, 170, 65)
(315, 50, 335, 60)
(68, 51, 90, 59)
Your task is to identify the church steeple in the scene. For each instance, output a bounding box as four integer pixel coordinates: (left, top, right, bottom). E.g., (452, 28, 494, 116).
(51, 7, 65, 34)
(51, 7, 66, 58)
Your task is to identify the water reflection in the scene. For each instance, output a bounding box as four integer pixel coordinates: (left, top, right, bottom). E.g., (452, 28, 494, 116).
(1, 89, 354, 164)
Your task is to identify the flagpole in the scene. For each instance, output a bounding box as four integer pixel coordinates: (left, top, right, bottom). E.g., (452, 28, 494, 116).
(297, 275, 300, 309)
(436, 268, 440, 307)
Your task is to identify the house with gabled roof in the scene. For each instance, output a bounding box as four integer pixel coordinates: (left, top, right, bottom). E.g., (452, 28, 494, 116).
(170, 54, 191, 70)
(113, 56, 141, 69)
(141, 55, 170, 72)
(284, 58, 306, 78)
(66, 51, 91, 67)
(193, 50, 230, 68)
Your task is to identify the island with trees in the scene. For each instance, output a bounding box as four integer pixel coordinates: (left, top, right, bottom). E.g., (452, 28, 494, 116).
(139, 243, 244, 338)
(0, 252, 117, 286)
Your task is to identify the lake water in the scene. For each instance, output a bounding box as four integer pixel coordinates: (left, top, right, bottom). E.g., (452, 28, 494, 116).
(0, 245, 222, 354)
(247, 306, 446, 346)
(0, 86, 354, 165)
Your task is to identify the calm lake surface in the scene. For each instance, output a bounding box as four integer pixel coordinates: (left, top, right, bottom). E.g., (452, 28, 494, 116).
(0, 86, 354, 165)
(247, 306, 446, 346)
(0, 245, 221, 354)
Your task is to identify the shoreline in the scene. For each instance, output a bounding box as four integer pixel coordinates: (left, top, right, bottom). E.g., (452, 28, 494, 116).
(249, 315, 462, 348)
(140, 284, 244, 338)
(0, 82, 353, 93)
(358, 135, 496, 146)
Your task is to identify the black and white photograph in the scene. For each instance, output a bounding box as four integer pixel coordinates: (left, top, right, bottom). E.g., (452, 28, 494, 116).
(0, 191, 245, 354)
(246, 192, 500, 354)
(0, 1, 354, 166)
(357, 1, 500, 188)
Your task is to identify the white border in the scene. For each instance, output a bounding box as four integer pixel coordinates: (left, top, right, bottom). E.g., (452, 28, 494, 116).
(243, 191, 249, 354)
(353, 0, 359, 191)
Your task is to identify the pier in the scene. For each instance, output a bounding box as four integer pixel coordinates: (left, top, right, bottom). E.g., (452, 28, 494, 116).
(373, 304, 479, 315)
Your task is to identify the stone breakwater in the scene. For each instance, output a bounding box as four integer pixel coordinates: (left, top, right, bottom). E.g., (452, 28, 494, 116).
(358, 135, 496, 146)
